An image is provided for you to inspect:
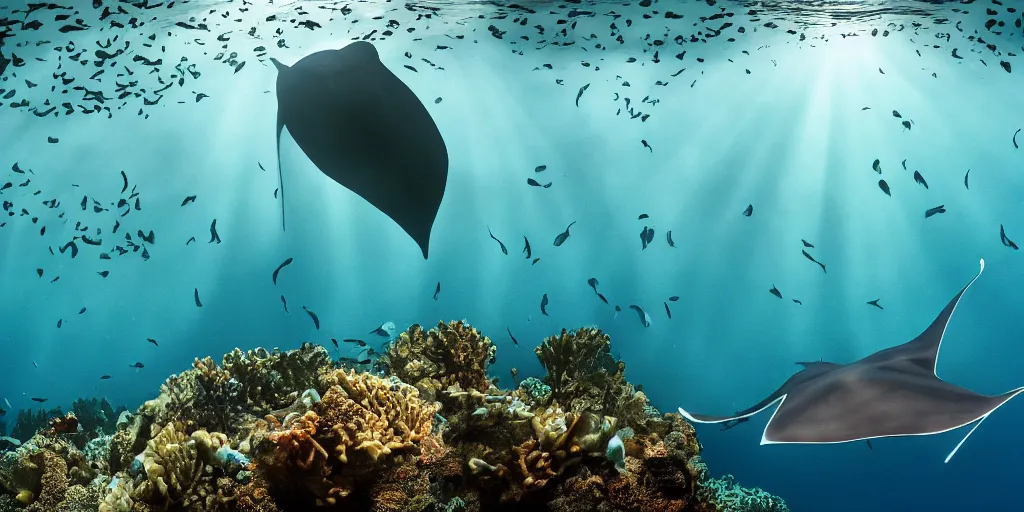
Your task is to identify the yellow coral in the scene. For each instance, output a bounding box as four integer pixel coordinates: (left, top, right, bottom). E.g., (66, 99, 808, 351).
(382, 321, 496, 398)
(134, 422, 201, 504)
(25, 450, 67, 512)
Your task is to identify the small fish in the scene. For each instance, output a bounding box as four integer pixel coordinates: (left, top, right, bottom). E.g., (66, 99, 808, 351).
(57, 319, 62, 328)
(638, 214, 649, 220)
(302, 306, 320, 330)
(861, 106, 870, 110)
(523, 236, 532, 259)
(343, 338, 367, 347)
(120, 170, 128, 193)
(628, 304, 651, 327)
(433, 281, 441, 300)
(532, 258, 540, 265)
(540, 294, 550, 316)
(769, 285, 783, 299)
(878, 180, 891, 196)
(527, 178, 552, 188)
(743, 204, 753, 216)
(902, 120, 912, 131)
(99, 375, 111, 380)
(32, 361, 38, 368)
(867, 299, 883, 309)
(1000, 224, 1019, 250)
(272, 257, 293, 284)
(130, 362, 145, 368)
(180, 195, 197, 206)
(1013, 128, 1020, 149)
(507, 327, 519, 346)
(924, 205, 946, 218)
(194, 288, 203, 307)
(640, 226, 650, 250)
(872, 159, 882, 174)
(553, 221, 577, 247)
(511, 367, 518, 380)
(280, 295, 289, 312)
(487, 227, 508, 255)
(666, 230, 675, 248)
(913, 171, 928, 189)
(866, 439, 874, 450)
(801, 250, 826, 273)
(186, 236, 196, 245)
(575, 83, 590, 107)
(641, 139, 652, 152)
(78, 307, 86, 314)
(535, 165, 547, 173)
(801, 239, 814, 248)
(892, 110, 902, 119)
(587, 277, 599, 291)
(964, 169, 970, 190)
(664, 301, 672, 319)
(209, 219, 221, 243)
(596, 292, 609, 304)
(330, 338, 339, 349)
(31, 397, 48, 403)
(901, 159, 907, 171)
(793, 299, 803, 305)
(669, 296, 680, 302)
(369, 322, 396, 337)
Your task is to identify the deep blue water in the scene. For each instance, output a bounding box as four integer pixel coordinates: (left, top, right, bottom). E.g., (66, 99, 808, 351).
(1, 0, 1022, 510)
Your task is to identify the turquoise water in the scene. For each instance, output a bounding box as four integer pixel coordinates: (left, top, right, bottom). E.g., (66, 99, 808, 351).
(1, 0, 1022, 509)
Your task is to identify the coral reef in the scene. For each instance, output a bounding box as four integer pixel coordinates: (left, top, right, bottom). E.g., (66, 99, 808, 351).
(0, 321, 787, 512)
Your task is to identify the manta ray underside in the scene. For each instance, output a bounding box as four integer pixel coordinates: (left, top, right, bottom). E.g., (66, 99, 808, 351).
(271, 41, 449, 259)
(679, 259, 1024, 462)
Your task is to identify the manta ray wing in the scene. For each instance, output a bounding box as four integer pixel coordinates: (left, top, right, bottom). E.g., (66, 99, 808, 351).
(272, 41, 449, 259)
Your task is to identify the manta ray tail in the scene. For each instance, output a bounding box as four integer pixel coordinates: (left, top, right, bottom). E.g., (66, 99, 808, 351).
(270, 57, 288, 231)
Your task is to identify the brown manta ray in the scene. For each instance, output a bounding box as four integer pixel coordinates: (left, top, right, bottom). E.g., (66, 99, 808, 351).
(271, 41, 449, 259)
(679, 259, 1023, 462)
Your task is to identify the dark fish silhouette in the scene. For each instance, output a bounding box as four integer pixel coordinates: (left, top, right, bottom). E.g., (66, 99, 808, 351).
(209, 219, 221, 244)
(272, 257, 293, 284)
(793, 299, 803, 305)
(913, 171, 929, 189)
(892, 110, 902, 118)
(666, 230, 675, 248)
(78, 308, 86, 315)
(629, 304, 651, 327)
(271, 42, 448, 259)
(488, 227, 508, 255)
(925, 205, 946, 218)
(878, 180, 891, 196)
(664, 301, 672, 319)
(587, 277, 599, 292)
(535, 165, 547, 173)
(575, 83, 590, 106)
(302, 306, 320, 330)
(433, 281, 441, 300)
(1013, 128, 1020, 149)
(743, 204, 753, 216)
(369, 322, 393, 337)
(596, 292, 609, 304)
(540, 294, 549, 316)
(641, 139, 652, 152)
(523, 236, 532, 259)
(194, 288, 203, 307)
(331, 338, 339, 349)
(120, 170, 128, 193)
(669, 296, 680, 302)
(964, 169, 970, 190)
(902, 120, 912, 131)
(343, 339, 367, 347)
(1000, 225, 1018, 250)
(147, 338, 158, 347)
(181, 195, 197, 206)
(640, 226, 650, 250)
(638, 214, 649, 220)
(867, 299, 883, 309)
(507, 327, 519, 346)
(129, 362, 145, 369)
(801, 239, 814, 248)
(872, 159, 882, 174)
(553, 221, 576, 247)
(186, 237, 196, 245)
(100, 375, 111, 380)
(769, 285, 783, 299)
(527, 178, 552, 188)
(901, 159, 907, 171)
(31, 398, 48, 403)
(679, 260, 1021, 464)
(281, 295, 289, 312)
(802, 250, 826, 273)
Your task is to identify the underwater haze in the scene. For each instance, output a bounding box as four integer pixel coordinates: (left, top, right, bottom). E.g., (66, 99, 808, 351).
(1, 0, 1023, 510)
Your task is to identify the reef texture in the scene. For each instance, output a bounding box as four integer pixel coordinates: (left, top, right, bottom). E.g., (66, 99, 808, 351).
(0, 321, 787, 512)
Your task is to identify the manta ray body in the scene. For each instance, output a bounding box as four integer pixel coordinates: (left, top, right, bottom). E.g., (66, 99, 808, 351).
(679, 259, 1023, 462)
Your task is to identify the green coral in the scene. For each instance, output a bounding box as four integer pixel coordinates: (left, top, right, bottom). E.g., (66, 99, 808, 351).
(700, 474, 790, 512)
(518, 377, 551, 405)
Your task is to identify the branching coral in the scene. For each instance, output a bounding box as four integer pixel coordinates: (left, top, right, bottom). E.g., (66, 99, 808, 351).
(535, 327, 653, 432)
(71, 398, 125, 437)
(698, 474, 790, 512)
(382, 321, 496, 401)
(133, 422, 201, 504)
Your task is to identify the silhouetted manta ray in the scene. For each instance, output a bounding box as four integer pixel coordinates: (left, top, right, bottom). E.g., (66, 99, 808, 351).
(271, 41, 449, 259)
(679, 259, 1023, 463)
